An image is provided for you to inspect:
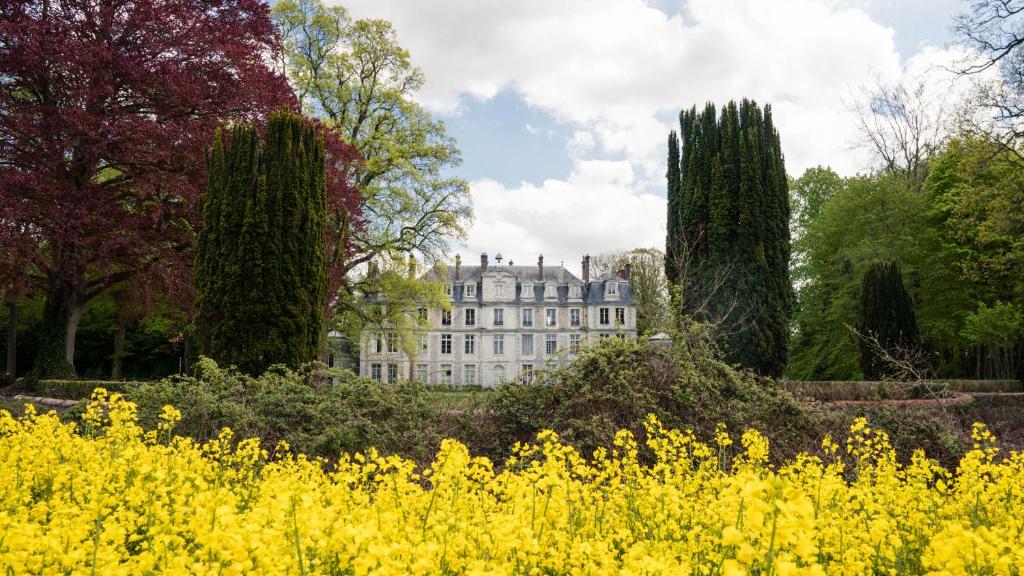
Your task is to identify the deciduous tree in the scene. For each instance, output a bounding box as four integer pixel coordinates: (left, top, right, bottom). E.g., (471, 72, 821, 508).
(0, 0, 293, 379)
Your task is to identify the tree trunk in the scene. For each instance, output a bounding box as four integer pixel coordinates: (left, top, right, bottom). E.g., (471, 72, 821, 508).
(4, 298, 16, 382)
(31, 273, 86, 381)
(111, 315, 126, 380)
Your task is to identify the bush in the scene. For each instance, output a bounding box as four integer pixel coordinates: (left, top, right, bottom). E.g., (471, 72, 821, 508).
(124, 357, 446, 462)
(34, 379, 131, 399)
(481, 335, 821, 463)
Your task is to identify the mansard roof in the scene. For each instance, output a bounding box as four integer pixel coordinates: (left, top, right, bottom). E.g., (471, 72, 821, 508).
(427, 264, 583, 284)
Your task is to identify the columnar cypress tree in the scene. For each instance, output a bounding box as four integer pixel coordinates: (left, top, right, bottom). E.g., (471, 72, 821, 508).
(665, 131, 681, 285)
(195, 110, 328, 374)
(665, 99, 793, 376)
(857, 262, 919, 379)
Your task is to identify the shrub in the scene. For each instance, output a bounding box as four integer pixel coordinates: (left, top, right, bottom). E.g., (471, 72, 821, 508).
(124, 357, 445, 462)
(33, 379, 131, 399)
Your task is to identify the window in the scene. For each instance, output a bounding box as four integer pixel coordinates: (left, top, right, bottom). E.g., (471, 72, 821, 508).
(328, 353, 335, 368)
(370, 363, 382, 381)
(493, 334, 505, 355)
(494, 308, 504, 326)
(386, 332, 398, 353)
(493, 365, 506, 383)
(570, 285, 582, 298)
(463, 364, 477, 386)
(546, 308, 557, 326)
(465, 308, 476, 326)
(521, 334, 534, 355)
(441, 334, 452, 354)
(464, 334, 475, 354)
(570, 308, 580, 327)
(466, 284, 476, 297)
(544, 283, 558, 299)
(418, 335, 428, 353)
(616, 307, 625, 325)
(599, 308, 610, 325)
(416, 363, 428, 382)
(441, 310, 452, 325)
(387, 363, 398, 383)
(570, 334, 581, 353)
(440, 364, 453, 385)
(599, 333, 612, 339)
(545, 334, 557, 355)
(616, 333, 626, 340)
(445, 284, 453, 297)
(373, 333, 383, 353)
(418, 308, 428, 322)
(521, 364, 534, 384)
(522, 308, 533, 327)
(607, 282, 617, 295)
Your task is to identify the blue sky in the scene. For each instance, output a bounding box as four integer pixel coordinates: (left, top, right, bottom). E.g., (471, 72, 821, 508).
(341, 0, 974, 272)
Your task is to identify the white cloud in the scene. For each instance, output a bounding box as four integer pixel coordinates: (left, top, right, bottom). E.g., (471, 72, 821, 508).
(461, 160, 664, 275)
(339, 0, 974, 258)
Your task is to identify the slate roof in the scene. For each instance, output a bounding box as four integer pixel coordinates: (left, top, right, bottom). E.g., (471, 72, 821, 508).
(423, 263, 635, 305)
(427, 264, 581, 284)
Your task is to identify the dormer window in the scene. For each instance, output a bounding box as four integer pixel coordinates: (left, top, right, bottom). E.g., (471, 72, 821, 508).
(445, 284, 453, 297)
(607, 282, 617, 296)
(544, 283, 557, 299)
(466, 284, 476, 297)
(569, 285, 581, 298)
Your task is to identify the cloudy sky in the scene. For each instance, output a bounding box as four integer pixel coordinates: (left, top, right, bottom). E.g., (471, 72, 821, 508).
(340, 0, 969, 274)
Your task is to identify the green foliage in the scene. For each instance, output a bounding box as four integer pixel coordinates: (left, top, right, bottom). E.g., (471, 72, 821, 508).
(857, 262, 920, 380)
(194, 110, 328, 375)
(788, 173, 966, 380)
(484, 335, 816, 462)
(34, 380, 130, 400)
(666, 100, 792, 376)
(272, 0, 472, 344)
(126, 357, 445, 462)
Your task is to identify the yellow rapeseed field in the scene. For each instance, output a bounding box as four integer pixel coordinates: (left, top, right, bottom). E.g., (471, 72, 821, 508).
(1, 390, 1022, 575)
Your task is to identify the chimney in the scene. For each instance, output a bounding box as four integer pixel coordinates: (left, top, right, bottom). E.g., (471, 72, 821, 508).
(623, 262, 632, 281)
(480, 252, 488, 272)
(454, 254, 461, 281)
(582, 254, 591, 284)
(537, 254, 544, 280)
(407, 254, 416, 279)
(558, 261, 565, 283)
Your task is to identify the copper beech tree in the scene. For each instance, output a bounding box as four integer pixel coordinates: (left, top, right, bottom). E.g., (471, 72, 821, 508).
(0, 0, 298, 379)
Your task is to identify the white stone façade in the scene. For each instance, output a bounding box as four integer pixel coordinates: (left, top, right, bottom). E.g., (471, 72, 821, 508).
(359, 253, 638, 387)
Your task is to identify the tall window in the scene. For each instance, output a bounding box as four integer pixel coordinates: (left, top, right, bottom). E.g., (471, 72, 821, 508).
(570, 285, 582, 298)
(545, 334, 557, 355)
(387, 363, 398, 383)
(546, 308, 556, 326)
(440, 364, 453, 385)
(418, 308, 427, 322)
(599, 308, 610, 325)
(493, 334, 505, 355)
(463, 364, 477, 386)
(521, 364, 534, 384)
(522, 308, 533, 327)
(607, 282, 617, 295)
(521, 334, 534, 355)
(441, 334, 452, 354)
(464, 334, 475, 354)
(416, 363, 428, 382)
(465, 308, 476, 326)
(370, 363, 382, 381)
(466, 284, 476, 297)
(494, 308, 504, 326)
(615, 307, 625, 325)
(441, 309, 452, 325)
(418, 335, 428, 353)
(373, 334, 383, 353)
(386, 332, 398, 353)
(570, 334, 581, 353)
(570, 308, 580, 326)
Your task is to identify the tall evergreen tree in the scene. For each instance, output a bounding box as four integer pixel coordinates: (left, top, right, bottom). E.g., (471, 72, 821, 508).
(857, 262, 920, 379)
(665, 100, 793, 376)
(665, 131, 681, 285)
(195, 110, 328, 374)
